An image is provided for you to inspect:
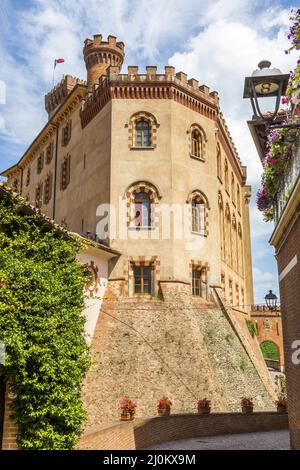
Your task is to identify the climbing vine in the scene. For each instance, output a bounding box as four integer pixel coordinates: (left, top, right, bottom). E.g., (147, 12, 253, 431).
(0, 190, 90, 450)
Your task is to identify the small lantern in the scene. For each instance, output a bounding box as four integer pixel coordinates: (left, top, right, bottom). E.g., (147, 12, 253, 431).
(265, 290, 278, 311)
(243, 61, 289, 122)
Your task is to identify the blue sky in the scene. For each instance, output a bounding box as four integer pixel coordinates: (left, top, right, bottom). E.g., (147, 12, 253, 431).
(0, 0, 299, 303)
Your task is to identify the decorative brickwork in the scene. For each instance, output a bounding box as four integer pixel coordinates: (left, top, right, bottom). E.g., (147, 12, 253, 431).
(124, 256, 160, 296)
(125, 181, 161, 229)
(128, 111, 159, 150)
(1, 380, 18, 450)
(188, 123, 207, 161)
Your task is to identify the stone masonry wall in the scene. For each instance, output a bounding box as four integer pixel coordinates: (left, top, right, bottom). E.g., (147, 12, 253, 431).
(82, 282, 275, 432)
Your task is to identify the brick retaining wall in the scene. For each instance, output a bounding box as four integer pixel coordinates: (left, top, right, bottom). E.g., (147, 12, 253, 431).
(79, 412, 289, 450)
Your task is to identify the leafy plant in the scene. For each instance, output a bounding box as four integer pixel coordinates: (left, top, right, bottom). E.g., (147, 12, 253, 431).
(0, 190, 90, 449)
(246, 319, 257, 338)
(119, 396, 137, 414)
(157, 396, 172, 408)
(197, 398, 211, 408)
(241, 397, 254, 408)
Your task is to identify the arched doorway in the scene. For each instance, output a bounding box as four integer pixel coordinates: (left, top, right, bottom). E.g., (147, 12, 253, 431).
(260, 340, 280, 370)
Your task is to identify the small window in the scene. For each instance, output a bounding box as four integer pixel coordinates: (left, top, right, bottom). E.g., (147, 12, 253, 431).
(44, 174, 53, 205)
(134, 192, 151, 227)
(62, 121, 72, 147)
(46, 142, 54, 164)
(192, 197, 205, 234)
(61, 155, 71, 191)
(136, 119, 150, 147)
(134, 266, 152, 294)
(237, 185, 241, 212)
(37, 152, 44, 174)
(231, 173, 235, 204)
(192, 268, 207, 298)
(26, 168, 31, 187)
(35, 183, 43, 209)
(217, 145, 222, 180)
(191, 130, 202, 158)
(225, 160, 229, 192)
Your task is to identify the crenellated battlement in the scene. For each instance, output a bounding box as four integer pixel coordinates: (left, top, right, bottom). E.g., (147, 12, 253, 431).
(83, 34, 125, 89)
(45, 75, 87, 117)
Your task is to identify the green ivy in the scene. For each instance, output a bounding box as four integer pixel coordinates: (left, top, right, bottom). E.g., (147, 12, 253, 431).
(246, 319, 257, 338)
(0, 193, 91, 450)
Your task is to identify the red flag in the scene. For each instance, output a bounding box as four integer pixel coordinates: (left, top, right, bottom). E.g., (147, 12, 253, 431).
(54, 58, 65, 68)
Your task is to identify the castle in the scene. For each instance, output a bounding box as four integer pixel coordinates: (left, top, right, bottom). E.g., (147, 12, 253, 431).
(2, 35, 277, 430)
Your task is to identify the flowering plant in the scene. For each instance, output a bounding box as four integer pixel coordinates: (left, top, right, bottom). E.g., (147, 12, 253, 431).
(119, 396, 137, 414)
(157, 396, 172, 408)
(241, 397, 254, 408)
(275, 397, 287, 408)
(257, 10, 300, 221)
(197, 398, 211, 408)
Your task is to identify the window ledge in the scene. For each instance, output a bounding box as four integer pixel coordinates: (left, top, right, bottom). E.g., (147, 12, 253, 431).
(190, 154, 205, 162)
(130, 146, 155, 151)
(191, 231, 207, 237)
(128, 226, 156, 231)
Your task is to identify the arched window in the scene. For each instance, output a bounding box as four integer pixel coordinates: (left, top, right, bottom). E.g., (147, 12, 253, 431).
(192, 267, 208, 299)
(237, 185, 241, 212)
(225, 204, 232, 266)
(218, 192, 225, 261)
(217, 144, 222, 180)
(238, 223, 244, 276)
(192, 196, 205, 234)
(191, 130, 202, 158)
(136, 119, 151, 147)
(231, 173, 235, 204)
(134, 192, 151, 227)
(225, 159, 229, 192)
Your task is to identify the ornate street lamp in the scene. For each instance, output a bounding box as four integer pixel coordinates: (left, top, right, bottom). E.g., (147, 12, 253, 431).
(265, 290, 278, 311)
(243, 60, 297, 129)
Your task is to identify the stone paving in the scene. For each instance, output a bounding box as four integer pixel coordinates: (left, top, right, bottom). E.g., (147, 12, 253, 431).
(146, 430, 290, 450)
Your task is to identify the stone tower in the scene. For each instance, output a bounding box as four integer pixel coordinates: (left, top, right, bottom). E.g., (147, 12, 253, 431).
(83, 34, 125, 89)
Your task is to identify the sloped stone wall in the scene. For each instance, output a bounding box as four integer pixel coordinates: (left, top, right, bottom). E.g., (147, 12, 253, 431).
(82, 282, 275, 432)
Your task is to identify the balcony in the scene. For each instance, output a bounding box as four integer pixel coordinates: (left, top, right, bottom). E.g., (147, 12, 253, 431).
(273, 136, 300, 225)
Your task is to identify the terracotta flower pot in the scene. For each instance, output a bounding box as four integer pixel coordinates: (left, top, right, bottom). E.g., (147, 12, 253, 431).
(277, 405, 287, 414)
(157, 406, 171, 416)
(242, 406, 253, 414)
(198, 406, 211, 414)
(121, 412, 134, 421)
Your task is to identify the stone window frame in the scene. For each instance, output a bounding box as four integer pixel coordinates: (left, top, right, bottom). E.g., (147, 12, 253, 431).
(26, 167, 31, 187)
(60, 154, 71, 191)
(231, 172, 236, 205)
(224, 159, 229, 193)
(37, 152, 44, 175)
(35, 182, 43, 209)
(61, 120, 72, 147)
(189, 260, 210, 300)
(43, 173, 53, 205)
(124, 256, 161, 297)
(187, 123, 207, 162)
(217, 142, 222, 182)
(127, 111, 159, 150)
(46, 141, 54, 164)
(125, 181, 161, 230)
(187, 189, 210, 237)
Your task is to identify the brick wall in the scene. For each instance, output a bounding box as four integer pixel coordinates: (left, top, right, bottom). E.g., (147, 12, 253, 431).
(1, 381, 18, 450)
(79, 412, 289, 450)
(276, 212, 300, 450)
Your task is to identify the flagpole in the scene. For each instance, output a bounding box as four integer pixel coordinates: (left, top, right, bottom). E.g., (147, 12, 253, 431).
(53, 60, 56, 88)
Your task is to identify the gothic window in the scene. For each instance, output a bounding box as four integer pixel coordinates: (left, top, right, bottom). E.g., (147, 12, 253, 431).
(191, 130, 202, 158)
(241, 287, 245, 309)
(235, 283, 239, 307)
(191, 196, 206, 234)
(62, 121, 72, 146)
(192, 268, 208, 299)
(225, 159, 229, 192)
(231, 173, 235, 204)
(225, 204, 232, 266)
(44, 173, 53, 205)
(189, 124, 206, 161)
(126, 181, 160, 229)
(61, 155, 71, 191)
(37, 152, 44, 174)
(238, 223, 244, 276)
(128, 112, 158, 149)
(136, 119, 151, 147)
(134, 192, 151, 227)
(26, 168, 31, 187)
(218, 192, 225, 260)
(134, 265, 152, 294)
(46, 142, 54, 164)
(229, 279, 233, 305)
(217, 144, 222, 181)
